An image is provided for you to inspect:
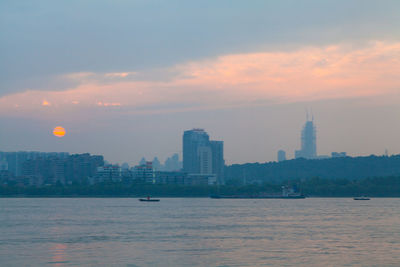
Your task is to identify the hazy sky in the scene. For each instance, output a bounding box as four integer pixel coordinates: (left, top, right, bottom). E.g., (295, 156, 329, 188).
(1, 0, 400, 165)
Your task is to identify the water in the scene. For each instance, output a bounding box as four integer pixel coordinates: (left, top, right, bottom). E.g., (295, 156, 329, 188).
(1, 198, 399, 267)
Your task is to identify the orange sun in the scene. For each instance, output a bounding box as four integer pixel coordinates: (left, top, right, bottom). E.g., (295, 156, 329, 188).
(53, 126, 66, 138)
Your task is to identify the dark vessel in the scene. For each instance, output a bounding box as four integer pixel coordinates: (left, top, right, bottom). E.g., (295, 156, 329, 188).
(139, 196, 160, 202)
(353, 196, 370, 200)
(211, 186, 305, 199)
(210, 194, 305, 199)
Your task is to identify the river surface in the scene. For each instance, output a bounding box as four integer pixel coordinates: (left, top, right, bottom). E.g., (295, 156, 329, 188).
(0, 198, 399, 266)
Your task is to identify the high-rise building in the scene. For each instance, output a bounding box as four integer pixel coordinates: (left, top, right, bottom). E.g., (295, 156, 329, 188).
(210, 140, 224, 184)
(295, 119, 317, 159)
(277, 150, 286, 162)
(182, 129, 224, 184)
(183, 129, 210, 174)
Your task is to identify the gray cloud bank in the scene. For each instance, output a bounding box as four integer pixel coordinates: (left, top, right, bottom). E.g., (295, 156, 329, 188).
(1, 0, 400, 96)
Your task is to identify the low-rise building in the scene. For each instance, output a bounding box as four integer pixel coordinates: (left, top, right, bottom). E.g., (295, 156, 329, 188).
(155, 171, 186, 185)
(133, 162, 155, 183)
(185, 174, 217, 185)
(95, 165, 122, 183)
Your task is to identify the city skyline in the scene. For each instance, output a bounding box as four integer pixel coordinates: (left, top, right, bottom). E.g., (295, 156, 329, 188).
(0, 117, 392, 168)
(1, 1, 400, 164)
(0, 110, 399, 166)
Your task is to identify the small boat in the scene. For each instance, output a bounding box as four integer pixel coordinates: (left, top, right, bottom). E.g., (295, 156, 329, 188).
(353, 196, 370, 200)
(211, 186, 305, 199)
(139, 196, 160, 202)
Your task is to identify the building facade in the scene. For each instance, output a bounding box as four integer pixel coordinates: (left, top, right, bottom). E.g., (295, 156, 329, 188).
(133, 161, 155, 184)
(95, 165, 122, 183)
(183, 129, 210, 174)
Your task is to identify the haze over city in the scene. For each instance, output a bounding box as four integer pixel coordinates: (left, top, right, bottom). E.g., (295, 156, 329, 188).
(1, 0, 400, 165)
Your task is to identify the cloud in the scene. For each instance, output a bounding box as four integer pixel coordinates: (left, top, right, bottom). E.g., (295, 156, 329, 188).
(1, 0, 399, 97)
(0, 42, 399, 119)
(104, 72, 136, 78)
(97, 101, 122, 107)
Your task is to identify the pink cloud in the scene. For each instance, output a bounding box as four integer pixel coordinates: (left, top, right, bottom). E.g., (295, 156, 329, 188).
(173, 42, 400, 103)
(104, 72, 136, 78)
(1, 41, 399, 118)
(97, 101, 122, 107)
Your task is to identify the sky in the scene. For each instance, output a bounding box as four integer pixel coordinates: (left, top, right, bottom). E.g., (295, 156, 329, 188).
(1, 0, 400, 165)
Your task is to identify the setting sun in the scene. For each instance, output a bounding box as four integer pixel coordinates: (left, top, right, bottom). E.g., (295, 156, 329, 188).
(53, 126, 66, 138)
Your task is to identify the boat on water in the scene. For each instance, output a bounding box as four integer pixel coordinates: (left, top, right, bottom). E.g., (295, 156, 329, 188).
(353, 196, 370, 200)
(210, 194, 305, 199)
(139, 196, 160, 202)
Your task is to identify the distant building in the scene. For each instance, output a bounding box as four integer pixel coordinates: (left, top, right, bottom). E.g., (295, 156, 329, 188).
(183, 129, 224, 184)
(133, 161, 155, 183)
(0, 151, 70, 177)
(210, 141, 224, 184)
(183, 129, 210, 174)
(295, 119, 317, 159)
(331, 152, 347, 158)
(277, 150, 286, 162)
(95, 165, 122, 183)
(20, 153, 104, 186)
(0, 170, 14, 184)
(155, 171, 186, 185)
(64, 154, 104, 185)
(121, 162, 130, 170)
(152, 157, 161, 171)
(185, 174, 217, 186)
(0, 159, 8, 171)
(164, 153, 182, 171)
(139, 157, 147, 165)
(22, 157, 66, 185)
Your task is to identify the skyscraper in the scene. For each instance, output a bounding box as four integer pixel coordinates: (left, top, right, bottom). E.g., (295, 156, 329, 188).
(295, 119, 317, 159)
(183, 129, 210, 174)
(183, 129, 224, 184)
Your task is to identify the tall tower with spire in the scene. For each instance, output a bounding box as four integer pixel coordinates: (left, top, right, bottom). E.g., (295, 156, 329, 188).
(295, 115, 317, 159)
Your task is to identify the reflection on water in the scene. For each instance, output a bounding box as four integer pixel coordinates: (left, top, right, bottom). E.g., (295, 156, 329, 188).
(49, 243, 68, 266)
(0, 198, 400, 266)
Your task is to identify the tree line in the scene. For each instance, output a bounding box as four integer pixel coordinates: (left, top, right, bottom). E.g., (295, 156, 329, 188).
(225, 155, 400, 183)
